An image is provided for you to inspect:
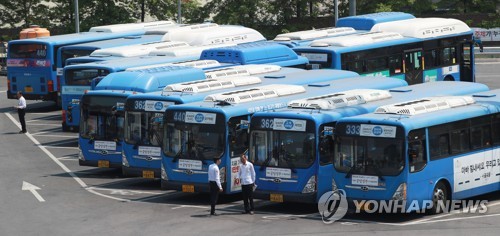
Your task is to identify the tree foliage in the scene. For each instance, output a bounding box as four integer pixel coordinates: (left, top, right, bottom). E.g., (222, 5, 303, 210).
(0, 0, 498, 39)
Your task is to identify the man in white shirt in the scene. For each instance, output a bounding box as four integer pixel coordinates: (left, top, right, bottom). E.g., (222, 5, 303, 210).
(208, 158, 223, 215)
(14, 91, 27, 133)
(238, 153, 256, 215)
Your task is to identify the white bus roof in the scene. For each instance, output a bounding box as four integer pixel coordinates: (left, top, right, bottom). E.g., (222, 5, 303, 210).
(90, 41, 190, 57)
(288, 89, 392, 110)
(204, 84, 306, 104)
(274, 27, 357, 41)
(374, 96, 475, 115)
(205, 64, 281, 79)
(161, 25, 265, 46)
(310, 32, 404, 47)
(370, 18, 471, 39)
(164, 76, 263, 93)
(89, 21, 176, 33)
(148, 43, 235, 57)
(125, 60, 221, 71)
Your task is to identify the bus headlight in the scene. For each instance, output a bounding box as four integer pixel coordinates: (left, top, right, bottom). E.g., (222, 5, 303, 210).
(161, 162, 168, 181)
(220, 167, 226, 184)
(122, 151, 129, 167)
(392, 183, 407, 200)
(78, 145, 84, 161)
(332, 177, 338, 192)
(302, 175, 317, 194)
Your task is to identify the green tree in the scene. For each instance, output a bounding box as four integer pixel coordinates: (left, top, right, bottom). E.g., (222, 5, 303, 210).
(0, 0, 51, 28)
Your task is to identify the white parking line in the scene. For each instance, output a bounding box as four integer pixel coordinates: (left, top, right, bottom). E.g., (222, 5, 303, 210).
(0, 90, 6, 93)
(27, 119, 60, 123)
(32, 134, 78, 138)
(25, 123, 60, 126)
(42, 146, 78, 150)
(172, 205, 209, 210)
(5, 112, 130, 202)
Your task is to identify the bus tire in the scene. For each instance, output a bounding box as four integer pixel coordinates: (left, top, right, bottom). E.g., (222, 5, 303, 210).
(443, 75, 454, 81)
(429, 181, 449, 214)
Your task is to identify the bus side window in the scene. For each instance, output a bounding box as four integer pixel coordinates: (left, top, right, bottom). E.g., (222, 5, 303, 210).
(408, 129, 427, 173)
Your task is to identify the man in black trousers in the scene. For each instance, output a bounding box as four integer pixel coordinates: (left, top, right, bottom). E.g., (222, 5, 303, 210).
(14, 91, 27, 133)
(208, 158, 223, 215)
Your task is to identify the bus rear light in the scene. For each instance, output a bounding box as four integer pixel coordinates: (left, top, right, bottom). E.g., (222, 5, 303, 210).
(122, 151, 129, 167)
(62, 110, 66, 122)
(7, 79, 10, 90)
(220, 167, 226, 184)
(392, 183, 407, 200)
(302, 175, 317, 193)
(56, 76, 61, 92)
(78, 145, 84, 161)
(47, 80, 54, 92)
(332, 177, 338, 192)
(161, 162, 168, 180)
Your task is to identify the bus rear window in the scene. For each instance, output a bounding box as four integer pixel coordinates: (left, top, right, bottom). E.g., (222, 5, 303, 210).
(65, 68, 110, 86)
(9, 43, 47, 59)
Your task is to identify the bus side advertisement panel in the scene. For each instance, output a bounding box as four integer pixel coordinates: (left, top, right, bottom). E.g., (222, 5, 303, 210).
(453, 148, 500, 193)
(230, 157, 242, 192)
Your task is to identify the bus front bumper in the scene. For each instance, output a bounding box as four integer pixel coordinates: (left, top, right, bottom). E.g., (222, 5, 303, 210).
(122, 165, 160, 179)
(254, 189, 317, 203)
(161, 180, 211, 193)
(79, 159, 122, 169)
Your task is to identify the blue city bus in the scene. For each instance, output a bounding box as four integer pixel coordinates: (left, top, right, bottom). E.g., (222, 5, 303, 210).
(294, 17, 478, 84)
(122, 67, 355, 179)
(333, 88, 500, 213)
(272, 12, 415, 48)
(249, 81, 490, 203)
(160, 76, 409, 194)
(62, 42, 309, 131)
(6, 21, 175, 102)
(78, 66, 209, 168)
(64, 23, 266, 66)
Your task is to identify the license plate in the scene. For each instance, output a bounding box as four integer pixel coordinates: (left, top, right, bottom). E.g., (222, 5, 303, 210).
(142, 170, 155, 179)
(182, 185, 194, 193)
(24, 87, 33, 93)
(97, 160, 110, 168)
(270, 193, 283, 203)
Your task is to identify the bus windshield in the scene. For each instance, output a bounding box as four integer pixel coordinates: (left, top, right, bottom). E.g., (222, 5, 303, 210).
(125, 112, 163, 146)
(163, 112, 225, 161)
(250, 130, 315, 169)
(61, 49, 93, 66)
(9, 43, 47, 59)
(65, 68, 110, 86)
(334, 136, 404, 176)
(80, 96, 125, 141)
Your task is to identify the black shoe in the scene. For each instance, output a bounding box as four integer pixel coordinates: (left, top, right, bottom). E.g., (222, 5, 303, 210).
(19, 131, 25, 134)
(242, 211, 248, 214)
(210, 213, 218, 216)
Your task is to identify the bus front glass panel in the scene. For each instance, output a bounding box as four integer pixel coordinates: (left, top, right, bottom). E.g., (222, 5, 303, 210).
(125, 111, 164, 147)
(9, 43, 47, 59)
(80, 95, 125, 141)
(250, 119, 315, 169)
(334, 124, 404, 176)
(61, 49, 94, 66)
(163, 110, 225, 161)
(65, 68, 110, 85)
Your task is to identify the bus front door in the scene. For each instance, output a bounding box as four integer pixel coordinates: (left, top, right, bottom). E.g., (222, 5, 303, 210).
(460, 42, 474, 82)
(404, 50, 423, 85)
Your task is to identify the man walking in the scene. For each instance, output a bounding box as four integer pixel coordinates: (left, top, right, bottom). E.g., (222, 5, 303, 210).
(14, 91, 27, 133)
(238, 153, 256, 215)
(208, 158, 223, 216)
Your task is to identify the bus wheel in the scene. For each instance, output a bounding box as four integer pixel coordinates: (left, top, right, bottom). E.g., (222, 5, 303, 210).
(430, 182, 448, 214)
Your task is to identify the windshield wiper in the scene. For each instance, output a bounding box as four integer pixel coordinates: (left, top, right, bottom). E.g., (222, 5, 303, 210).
(172, 146, 184, 163)
(345, 165, 356, 178)
(260, 149, 276, 171)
